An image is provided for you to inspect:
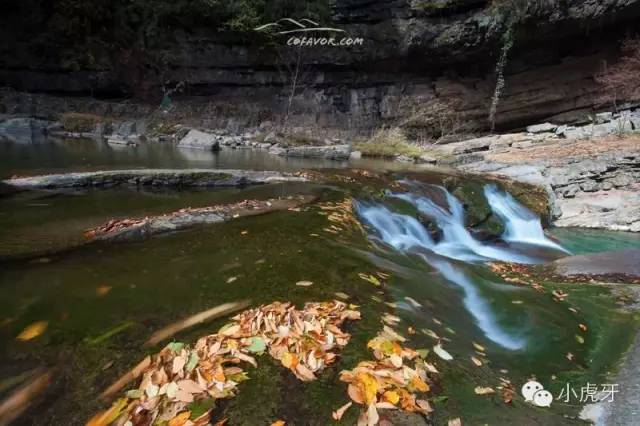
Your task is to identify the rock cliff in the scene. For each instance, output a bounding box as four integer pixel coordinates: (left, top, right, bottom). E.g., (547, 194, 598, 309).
(1, 0, 640, 133)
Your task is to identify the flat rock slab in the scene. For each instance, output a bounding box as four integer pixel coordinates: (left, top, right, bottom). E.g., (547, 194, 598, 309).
(3, 169, 305, 190)
(271, 144, 351, 160)
(553, 249, 640, 278)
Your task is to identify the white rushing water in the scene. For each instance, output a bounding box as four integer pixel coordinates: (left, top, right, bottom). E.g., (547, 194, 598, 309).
(483, 184, 569, 253)
(356, 183, 567, 350)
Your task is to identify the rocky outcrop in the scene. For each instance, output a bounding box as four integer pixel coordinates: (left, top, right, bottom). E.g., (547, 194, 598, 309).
(2, 1, 640, 133)
(3, 169, 306, 190)
(433, 113, 640, 232)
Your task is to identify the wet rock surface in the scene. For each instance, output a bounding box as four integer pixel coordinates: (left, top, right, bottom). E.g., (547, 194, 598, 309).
(88, 196, 313, 243)
(552, 249, 640, 279)
(3, 169, 306, 190)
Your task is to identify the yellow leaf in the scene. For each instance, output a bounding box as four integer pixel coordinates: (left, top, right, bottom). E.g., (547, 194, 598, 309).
(281, 352, 298, 369)
(96, 286, 111, 296)
(410, 376, 430, 393)
(270, 421, 285, 426)
(168, 411, 191, 426)
(356, 372, 378, 405)
(16, 321, 48, 341)
(382, 391, 400, 405)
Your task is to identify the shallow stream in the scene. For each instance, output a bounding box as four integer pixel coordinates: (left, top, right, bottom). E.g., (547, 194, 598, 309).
(1, 138, 639, 425)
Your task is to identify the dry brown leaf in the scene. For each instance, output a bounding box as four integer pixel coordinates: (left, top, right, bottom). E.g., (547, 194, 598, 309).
(332, 402, 353, 420)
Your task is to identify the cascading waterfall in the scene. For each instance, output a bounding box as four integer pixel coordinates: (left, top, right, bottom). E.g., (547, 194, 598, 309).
(357, 202, 527, 350)
(356, 182, 567, 351)
(483, 184, 569, 253)
(391, 190, 536, 264)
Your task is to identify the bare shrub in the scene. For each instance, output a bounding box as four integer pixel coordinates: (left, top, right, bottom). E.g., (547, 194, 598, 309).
(354, 127, 423, 158)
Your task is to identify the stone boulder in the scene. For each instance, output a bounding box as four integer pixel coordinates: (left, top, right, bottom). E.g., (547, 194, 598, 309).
(177, 129, 220, 151)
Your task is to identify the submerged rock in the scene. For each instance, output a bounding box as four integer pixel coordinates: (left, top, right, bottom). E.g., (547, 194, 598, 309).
(552, 249, 640, 280)
(3, 169, 306, 190)
(88, 196, 314, 242)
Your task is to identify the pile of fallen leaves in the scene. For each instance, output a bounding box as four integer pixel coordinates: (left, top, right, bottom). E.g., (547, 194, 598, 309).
(88, 301, 360, 426)
(336, 326, 434, 425)
(83, 199, 288, 239)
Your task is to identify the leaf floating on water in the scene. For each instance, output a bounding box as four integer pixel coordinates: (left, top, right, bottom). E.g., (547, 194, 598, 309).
(416, 348, 430, 359)
(16, 321, 48, 341)
(511, 300, 523, 304)
(422, 329, 440, 340)
(332, 401, 352, 421)
(575, 335, 585, 344)
(270, 421, 285, 426)
(474, 386, 495, 395)
(96, 285, 112, 297)
(471, 357, 483, 367)
(434, 344, 453, 361)
(85, 321, 135, 345)
(334, 292, 350, 300)
(448, 417, 462, 426)
(404, 297, 421, 308)
(566, 352, 575, 361)
(358, 273, 381, 286)
(226, 276, 238, 284)
(295, 281, 313, 287)
(472, 342, 485, 352)
(240, 230, 249, 236)
(579, 323, 588, 332)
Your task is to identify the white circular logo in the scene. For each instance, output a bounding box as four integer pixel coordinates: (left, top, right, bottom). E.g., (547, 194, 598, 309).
(532, 389, 553, 407)
(521, 380, 552, 407)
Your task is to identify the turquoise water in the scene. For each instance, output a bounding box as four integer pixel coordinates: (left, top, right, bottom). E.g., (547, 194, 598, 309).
(550, 227, 640, 255)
